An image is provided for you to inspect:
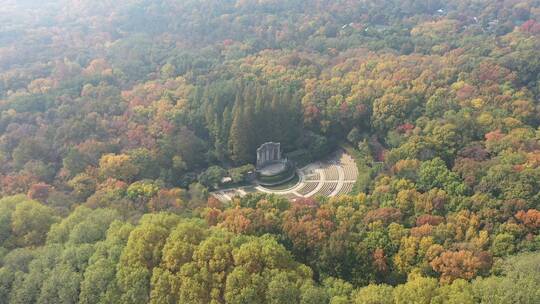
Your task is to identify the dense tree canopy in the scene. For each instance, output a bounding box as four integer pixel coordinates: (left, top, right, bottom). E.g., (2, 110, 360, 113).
(0, 0, 540, 303)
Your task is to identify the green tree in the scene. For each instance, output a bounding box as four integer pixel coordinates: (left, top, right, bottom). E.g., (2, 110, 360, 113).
(68, 173, 97, 202)
(229, 95, 252, 164)
(98, 154, 139, 182)
(47, 207, 120, 245)
(491, 233, 516, 257)
(126, 180, 160, 204)
(433, 279, 474, 304)
(116, 214, 180, 304)
(472, 252, 540, 303)
(418, 158, 467, 196)
(393, 276, 439, 304)
(63, 148, 91, 177)
(198, 166, 227, 189)
(11, 199, 58, 247)
(79, 221, 134, 304)
(353, 284, 394, 304)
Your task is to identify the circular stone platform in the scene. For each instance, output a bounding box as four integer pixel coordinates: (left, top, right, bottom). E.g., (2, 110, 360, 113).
(256, 160, 296, 186)
(258, 162, 287, 177)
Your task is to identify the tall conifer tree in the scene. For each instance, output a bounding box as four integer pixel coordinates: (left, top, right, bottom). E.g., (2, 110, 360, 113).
(228, 91, 250, 164)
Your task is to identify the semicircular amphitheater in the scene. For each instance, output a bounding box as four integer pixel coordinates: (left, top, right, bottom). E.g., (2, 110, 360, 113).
(212, 150, 358, 202)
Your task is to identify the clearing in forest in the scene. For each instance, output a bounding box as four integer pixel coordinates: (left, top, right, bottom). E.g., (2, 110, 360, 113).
(211, 150, 358, 202)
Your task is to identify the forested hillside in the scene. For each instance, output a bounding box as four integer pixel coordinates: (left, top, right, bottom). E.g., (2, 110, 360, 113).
(0, 0, 539, 303)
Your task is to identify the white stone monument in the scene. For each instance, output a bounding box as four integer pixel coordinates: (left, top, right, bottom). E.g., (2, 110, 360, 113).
(256, 142, 282, 169)
(255, 142, 295, 186)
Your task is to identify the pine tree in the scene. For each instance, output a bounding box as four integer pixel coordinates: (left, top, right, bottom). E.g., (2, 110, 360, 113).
(243, 94, 256, 158)
(228, 92, 250, 164)
(269, 92, 281, 142)
(254, 86, 266, 143)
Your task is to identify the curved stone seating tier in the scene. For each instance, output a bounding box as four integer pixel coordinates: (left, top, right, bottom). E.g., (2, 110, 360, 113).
(338, 182, 355, 195)
(297, 182, 318, 196)
(223, 190, 238, 196)
(324, 166, 340, 180)
(315, 182, 338, 197)
(340, 154, 355, 165)
(213, 193, 228, 202)
(344, 165, 358, 180)
(304, 172, 321, 181)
